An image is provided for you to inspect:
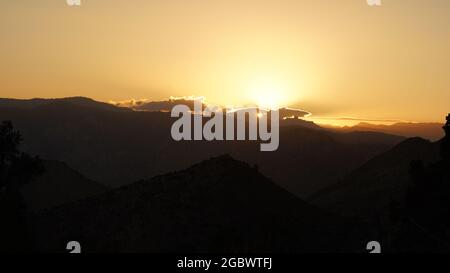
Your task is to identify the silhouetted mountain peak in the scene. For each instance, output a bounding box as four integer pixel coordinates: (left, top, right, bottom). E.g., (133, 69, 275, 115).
(185, 154, 254, 174)
(57, 96, 94, 103)
(280, 117, 322, 129)
(0, 97, 131, 112)
(131, 154, 290, 206)
(392, 137, 432, 150)
(21, 160, 107, 212)
(34, 155, 364, 253)
(334, 122, 445, 141)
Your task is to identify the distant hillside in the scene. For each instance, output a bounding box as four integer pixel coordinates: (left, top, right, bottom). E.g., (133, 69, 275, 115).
(327, 122, 444, 141)
(21, 160, 108, 212)
(33, 155, 368, 253)
(0, 97, 131, 112)
(0, 97, 405, 197)
(310, 137, 441, 218)
(310, 120, 450, 252)
(233, 126, 404, 196)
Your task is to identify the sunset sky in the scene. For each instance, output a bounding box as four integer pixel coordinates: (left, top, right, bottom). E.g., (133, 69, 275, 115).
(1, 0, 449, 124)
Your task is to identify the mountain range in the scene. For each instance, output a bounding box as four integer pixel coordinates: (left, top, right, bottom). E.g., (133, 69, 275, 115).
(32, 155, 369, 253)
(325, 122, 444, 142)
(310, 137, 441, 218)
(2, 96, 448, 252)
(0, 97, 405, 198)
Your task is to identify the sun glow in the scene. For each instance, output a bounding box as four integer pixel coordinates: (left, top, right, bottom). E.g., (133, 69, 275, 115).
(247, 77, 291, 110)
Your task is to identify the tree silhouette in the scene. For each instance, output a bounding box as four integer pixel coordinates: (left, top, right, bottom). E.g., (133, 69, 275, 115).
(441, 114, 450, 161)
(397, 114, 450, 251)
(0, 121, 43, 192)
(0, 120, 43, 252)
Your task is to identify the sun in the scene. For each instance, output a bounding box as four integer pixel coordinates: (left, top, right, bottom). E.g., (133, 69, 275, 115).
(247, 78, 290, 110)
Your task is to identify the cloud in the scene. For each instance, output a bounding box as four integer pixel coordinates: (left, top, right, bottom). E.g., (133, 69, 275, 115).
(110, 96, 205, 112)
(110, 98, 311, 120)
(278, 107, 311, 119)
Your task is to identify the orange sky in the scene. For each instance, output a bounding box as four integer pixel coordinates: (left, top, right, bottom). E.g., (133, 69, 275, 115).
(1, 0, 449, 123)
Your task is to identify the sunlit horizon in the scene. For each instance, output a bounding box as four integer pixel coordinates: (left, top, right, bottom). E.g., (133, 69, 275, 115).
(1, 0, 450, 124)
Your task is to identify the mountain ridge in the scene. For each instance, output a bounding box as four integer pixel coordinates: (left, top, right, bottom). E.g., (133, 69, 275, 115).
(21, 160, 108, 212)
(0, 97, 405, 197)
(33, 155, 368, 253)
(310, 137, 441, 217)
(325, 121, 444, 141)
